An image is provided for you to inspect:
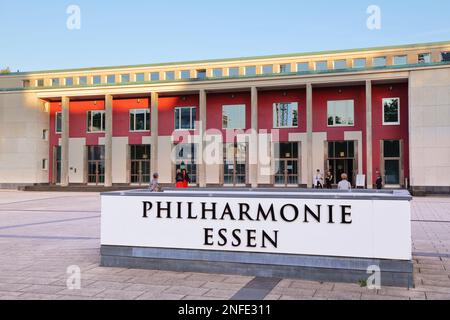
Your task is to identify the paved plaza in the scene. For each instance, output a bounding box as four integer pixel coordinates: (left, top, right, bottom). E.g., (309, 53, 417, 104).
(0, 191, 449, 300)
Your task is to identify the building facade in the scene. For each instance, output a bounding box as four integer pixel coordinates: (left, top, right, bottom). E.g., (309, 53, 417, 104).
(1, 41, 450, 194)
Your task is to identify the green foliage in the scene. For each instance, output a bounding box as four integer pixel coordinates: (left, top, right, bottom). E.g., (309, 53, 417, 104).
(0, 67, 11, 74)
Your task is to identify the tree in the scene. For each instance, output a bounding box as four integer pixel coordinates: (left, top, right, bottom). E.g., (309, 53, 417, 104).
(0, 67, 11, 74)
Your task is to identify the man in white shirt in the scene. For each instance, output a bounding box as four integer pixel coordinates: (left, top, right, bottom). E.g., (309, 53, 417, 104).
(313, 169, 323, 189)
(338, 173, 352, 191)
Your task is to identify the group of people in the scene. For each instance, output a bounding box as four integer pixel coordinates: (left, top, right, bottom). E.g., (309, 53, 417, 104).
(314, 169, 384, 190)
(148, 169, 191, 192)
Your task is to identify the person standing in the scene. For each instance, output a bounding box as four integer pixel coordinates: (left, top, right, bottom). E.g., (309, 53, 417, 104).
(337, 173, 352, 191)
(325, 171, 334, 189)
(149, 173, 161, 192)
(314, 169, 323, 189)
(182, 169, 191, 188)
(175, 169, 184, 188)
(376, 172, 383, 190)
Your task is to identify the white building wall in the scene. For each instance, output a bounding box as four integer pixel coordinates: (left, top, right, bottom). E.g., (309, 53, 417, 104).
(68, 138, 86, 184)
(312, 132, 327, 185)
(0, 92, 48, 186)
(409, 69, 450, 188)
(112, 137, 129, 184)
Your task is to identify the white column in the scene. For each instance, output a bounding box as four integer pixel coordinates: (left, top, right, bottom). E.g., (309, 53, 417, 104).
(198, 89, 207, 188)
(366, 80, 373, 189)
(105, 94, 113, 187)
(150, 92, 159, 176)
(306, 83, 313, 188)
(61, 96, 70, 187)
(250, 86, 259, 188)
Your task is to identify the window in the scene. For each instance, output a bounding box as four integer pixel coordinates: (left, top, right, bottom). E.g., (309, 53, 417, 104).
(136, 73, 145, 82)
(382, 98, 400, 125)
(297, 62, 309, 72)
(333, 60, 347, 70)
(212, 68, 223, 78)
(55, 112, 62, 133)
(79, 76, 87, 85)
(384, 140, 400, 158)
(165, 71, 175, 81)
(228, 67, 239, 77)
(279, 64, 291, 73)
(393, 55, 407, 65)
(129, 109, 150, 131)
(273, 103, 298, 128)
(87, 110, 106, 132)
(22, 80, 31, 88)
(222, 105, 246, 129)
(174, 143, 197, 184)
(373, 57, 387, 67)
(418, 53, 431, 64)
(93, 75, 101, 85)
(51, 78, 60, 86)
(196, 69, 206, 79)
(442, 52, 450, 62)
(42, 159, 48, 171)
(263, 65, 273, 74)
(106, 75, 116, 84)
(327, 100, 354, 127)
(180, 70, 190, 80)
(37, 79, 44, 87)
(245, 66, 256, 76)
(65, 77, 74, 86)
(42, 129, 48, 140)
(150, 72, 160, 81)
(353, 58, 366, 68)
(175, 107, 197, 130)
(121, 74, 130, 83)
(315, 61, 328, 71)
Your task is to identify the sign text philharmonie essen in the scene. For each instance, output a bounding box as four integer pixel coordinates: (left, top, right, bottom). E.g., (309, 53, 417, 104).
(142, 200, 352, 249)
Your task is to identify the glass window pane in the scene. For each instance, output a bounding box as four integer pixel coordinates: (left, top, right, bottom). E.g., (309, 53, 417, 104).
(383, 98, 400, 124)
(327, 100, 354, 126)
(245, 66, 256, 76)
(150, 72, 160, 81)
(385, 160, 400, 184)
(93, 76, 101, 85)
(175, 108, 180, 129)
(222, 105, 246, 129)
(373, 57, 387, 67)
(297, 62, 309, 72)
(315, 61, 327, 71)
(181, 70, 190, 79)
(273, 103, 298, 128)
(442, 52, 450, 62)
(353, 58, 366, 68)
(384, 140, 400, 158)
(136, 73, 145, 82)
(135, 110, 146, 131)
(228, 67, 239, 77)
(333, 60, 347, 69)
(65, 78, 74, 86)
(180, 108, 192, 129)
(280, 64, 291, 73)
(37, 79, 44, 87)
(107, 75, 115, 84)
(197, 69, 206, 79)
(146, 110, 151, 130)
(165, 71, 175, 81)
(393, 55, 407, 65)
(92, 112, 102, 131)
(79, 76, 87, 85)
(56, 113, 62, 133)
(121, 74, 130, 83)
(212, 68, 223, 77)
(52, 78, 60, 86)
(262, 65, 273, 74)
(129, 111, 135, 131)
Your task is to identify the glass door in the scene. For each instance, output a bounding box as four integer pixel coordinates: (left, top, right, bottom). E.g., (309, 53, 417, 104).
(274, 143, 299, 186)
(382, 140, 402, 186)
(87, 146, 105, 185)
(130, 145, 151, 185)
(223, 143, 247, 186)
(53, 146, 61, 185)
(174, 144, 197, 185)
(327, 141, 356, 185)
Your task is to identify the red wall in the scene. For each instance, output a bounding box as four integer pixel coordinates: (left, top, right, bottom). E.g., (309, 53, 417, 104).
(158, 95, 199, 136)
(113, 98, 150, 145)
(48, 102, 61, 183)
(371, 83, 409, 184)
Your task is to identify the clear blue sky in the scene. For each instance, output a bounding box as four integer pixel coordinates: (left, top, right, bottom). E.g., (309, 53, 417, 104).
(1, 0, 450, 72)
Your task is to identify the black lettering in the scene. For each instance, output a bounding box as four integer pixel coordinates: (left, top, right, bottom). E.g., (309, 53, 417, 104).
(262, 230, 278, 248)
(239, 203, 254, 221)
(232, 229, 241, 247)
(220, 203, 236, 220)
(187, 202, 197, 219)
(341, 205, 352, 224)
(256, 204, 277, 222)
(218, 228, 228, 246)
(202, 202, 217, 220)
(304, 205, 321, 223)
(280, 204, 299, 222)
(204, 228, 214, 246)
(176, 202, 183, 219)
(328, 205, 335, 224)
(142, 201, 153, 218)
(247, 230, 257, 248)
(157, 202, 171, 218)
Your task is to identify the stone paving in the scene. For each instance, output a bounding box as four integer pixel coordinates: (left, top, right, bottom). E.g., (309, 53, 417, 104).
(0, 191, 449, 300)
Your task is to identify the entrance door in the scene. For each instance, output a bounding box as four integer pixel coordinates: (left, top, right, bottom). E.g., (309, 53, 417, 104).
(274, 142, 299, 186)
(174, 144, 197, 185)
(223, 143, 247, 186)
(381, 140, 402, 187)
(53, 146, 61, 185)
(87, 146, 105, 185)
(327, 141, 356, 185)
(130, 145, 151, 185)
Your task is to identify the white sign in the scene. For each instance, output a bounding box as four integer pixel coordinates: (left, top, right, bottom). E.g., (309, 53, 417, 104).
(356, 175, 366, 188)
(101, 192, 412, 261)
